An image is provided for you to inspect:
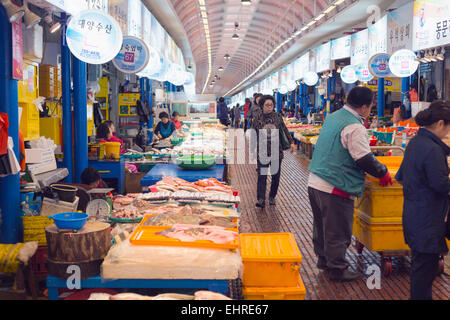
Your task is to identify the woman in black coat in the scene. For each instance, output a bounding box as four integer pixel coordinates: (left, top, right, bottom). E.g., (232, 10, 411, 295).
(395, 101, 450, 300)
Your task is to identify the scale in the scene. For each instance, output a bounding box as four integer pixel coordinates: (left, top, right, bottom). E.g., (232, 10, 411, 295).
(86, 188, 114, 221)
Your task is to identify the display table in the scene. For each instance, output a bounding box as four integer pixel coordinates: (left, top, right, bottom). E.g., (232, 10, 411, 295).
(46, 275, 228, 300)
(89, 157, 125, 194)
(141, 163, 226, 187)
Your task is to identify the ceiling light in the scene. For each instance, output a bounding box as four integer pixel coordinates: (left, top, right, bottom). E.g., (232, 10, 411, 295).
(218, 67, 224, 71)
(232, 33, 240, 40)
(224, 54, 231, 60)
(1, 0, 25, 23)
(315, 13, 325, 21)
(306, 20, 316, 27)
(334, 0, 345, 5)
(241, 0, 252, 5)
(23, 0, 41, 28)
(324, 5, 337, 14)
(437, 48, 445, 61)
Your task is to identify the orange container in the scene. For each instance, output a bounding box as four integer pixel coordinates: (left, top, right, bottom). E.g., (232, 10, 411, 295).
(240, 233, 302, 287)
(366, 156, 403, 182)
(129, 225, 239, 250)
(243, 276, 306, 300)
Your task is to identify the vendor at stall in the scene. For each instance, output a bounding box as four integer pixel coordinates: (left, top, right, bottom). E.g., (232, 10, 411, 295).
(97, 122, 126, 154)
(395, 101, 450, 300)
(155, 112, 176, 139)
(307, 86, 393, 282)
(171, 111, 182, 130)
(81, 167, 109, 189)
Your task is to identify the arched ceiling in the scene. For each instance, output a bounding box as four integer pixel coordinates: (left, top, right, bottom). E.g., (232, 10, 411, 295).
(170, 0, 330, 96)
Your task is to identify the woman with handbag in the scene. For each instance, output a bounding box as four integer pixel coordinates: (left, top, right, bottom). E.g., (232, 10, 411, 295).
(251, 95, 295, 208)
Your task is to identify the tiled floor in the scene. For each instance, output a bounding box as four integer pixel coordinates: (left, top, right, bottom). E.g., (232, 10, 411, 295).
(230, 148, 449, 300)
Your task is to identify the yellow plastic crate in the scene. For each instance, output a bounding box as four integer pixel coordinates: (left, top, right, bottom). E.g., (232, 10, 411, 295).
(355, 181, 404, 218)
(240, 233, 302, 287)
(22, 216, 53, 246)
(19, 102, 40, 141)
(39, 117, 61, 146)
(353, 214, 360, 240)
(243, 277, 306, 300)
(356, 210, 409, 252)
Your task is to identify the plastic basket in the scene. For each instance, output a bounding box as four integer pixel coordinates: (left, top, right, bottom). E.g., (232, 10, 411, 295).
(243, 277, 306, 300)
(22, 216, 53, 246)
(30, 246, 48, 276)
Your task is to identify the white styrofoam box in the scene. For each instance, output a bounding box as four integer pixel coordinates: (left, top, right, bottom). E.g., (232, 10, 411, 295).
(25, 148, 55, 164)
(411, 102, 431, 118)
(27, 158, 57, 175)
(22, 24, 43, 62)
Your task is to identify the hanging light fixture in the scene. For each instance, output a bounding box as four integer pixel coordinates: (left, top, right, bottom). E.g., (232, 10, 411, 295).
(218, 66, 224, 71)
(1, 0, 25, 23)
(44, 11, 61, 33)
(241, 0, 252, 6)
(436, 47, 445, 61)
(232, 22, 240, 40)
(23, 0, 41, 29)
(224, 54, 231, 60)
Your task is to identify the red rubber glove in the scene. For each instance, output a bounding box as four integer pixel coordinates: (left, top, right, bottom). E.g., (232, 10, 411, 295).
(379, 171, 393, 187)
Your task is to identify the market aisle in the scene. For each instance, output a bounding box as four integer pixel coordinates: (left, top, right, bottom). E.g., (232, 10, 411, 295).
(229, 141, 449, 300)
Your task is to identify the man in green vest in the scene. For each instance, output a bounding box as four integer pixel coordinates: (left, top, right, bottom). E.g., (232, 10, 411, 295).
(308, 86, 393, 282)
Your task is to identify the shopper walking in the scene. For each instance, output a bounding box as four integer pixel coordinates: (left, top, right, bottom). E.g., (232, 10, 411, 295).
(308, 86, 393, 282)
(252, 95, 295, 209)
(244, 98, 251, 131)
(395, 101, 450, 300)
(234, 104, 241, 129)
(217, 97, 229, 126)
(248, 93, 263, 128)
(230, 105, 235, 128)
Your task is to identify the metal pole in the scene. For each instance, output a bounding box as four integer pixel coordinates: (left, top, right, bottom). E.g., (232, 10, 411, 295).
(378, 77, 385, 117)
(61, 12, 73, 183)
(145, 78, 153, 145)
(401, 77, 410, 118)
(0, 7, 20, 243)
(72, 56, 87, 183)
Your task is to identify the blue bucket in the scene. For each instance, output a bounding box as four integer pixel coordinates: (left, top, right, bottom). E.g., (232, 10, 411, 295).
(48, 212, 89, 231)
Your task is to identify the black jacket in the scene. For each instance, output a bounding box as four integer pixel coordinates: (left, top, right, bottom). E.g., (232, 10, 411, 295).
(395, 128, 450, 254)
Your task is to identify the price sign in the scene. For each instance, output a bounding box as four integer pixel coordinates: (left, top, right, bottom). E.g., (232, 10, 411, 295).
(389, 49, 419, 77)
(66, 10, 123, 65)
(369, 53, 393, 77)
(355, 63, 374, 82)
(340, 65, 358, 84)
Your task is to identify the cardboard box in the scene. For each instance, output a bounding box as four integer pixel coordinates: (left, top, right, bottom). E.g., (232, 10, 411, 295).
(25, 148, 55, 164)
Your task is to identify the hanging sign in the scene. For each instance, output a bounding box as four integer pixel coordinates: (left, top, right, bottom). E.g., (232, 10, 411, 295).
(369, 15, 388, 57)
(12, 20, 23, 80)
(351, 29, 369, 66)
(304, 71, 319, 86)
(66, 10, 123, 65)
(331, 35, 351, 60)
(184, 72, 194, 86)
(412, 0, 450, 51)
(295, 52, 310, 80)
(278, 83, 288, 95)
(355, 63, 374, 82)
(127, 0, 142, 37)
(109, 0, 128, 34)
(340, 65, 358, 84)
(369, 53, 392, 78)
(309, 49, 317, 73)
(389, 49, 419, 78)
(387, 2, 413, 54)
(287, 80, 297, 92)
(47, 0, 109, 15)
(316, 42, 331, 73)
(112, 36, 149, 74)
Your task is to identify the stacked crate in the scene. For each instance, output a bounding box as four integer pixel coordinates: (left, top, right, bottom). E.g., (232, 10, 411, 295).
(354, 156, 409, 252)
(239, 233, 306, 300)
(39, 64, 62, 98)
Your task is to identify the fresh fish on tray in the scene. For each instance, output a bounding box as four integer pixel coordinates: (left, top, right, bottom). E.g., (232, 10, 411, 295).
(157, 224, 238, 244)
(204, 193, 240, 203)
(138, 192, 172, 201)
(112, 206, 141, 220)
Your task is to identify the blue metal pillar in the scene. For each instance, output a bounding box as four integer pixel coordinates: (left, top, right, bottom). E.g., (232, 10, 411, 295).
(326, 77, 332, 116)
(378, 78, 385, 117)
(61, 13, 73, 183)
(72, 56, 87, 183)
(401, 77, 410, 118)
(276, 92, 282, 112)
(0, 8, 20, 243)
(145, 78, 153, 145)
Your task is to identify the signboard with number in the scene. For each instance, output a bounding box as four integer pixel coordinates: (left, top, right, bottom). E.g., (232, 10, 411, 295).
(316, 42, 331, 73)
(340, 65, 358, 84)
(66, 10, 123, 65)
(389, 49, 419, 77)
(369, 15, 388, 57)
(351, 29, 369, 66)
(412, 0, 450, 51)
(387, 2, 413, 54)
(331, 35, 351, 60)
(369, 53, 392, 77)
(112, 36, 149, 73)
(355, 63, 374, 82)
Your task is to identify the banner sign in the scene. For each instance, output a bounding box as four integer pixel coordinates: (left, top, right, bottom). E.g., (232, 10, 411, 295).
(331, 35, 351, 60)
(340, 65, 358, 84)
(369, 15, 388, 57)
(351, 29, 369, 66)
(389, 49, 419, 77)
(387, 1, 414, 54)
(12, 20, 23, 80)
(316, 42, 331, 73)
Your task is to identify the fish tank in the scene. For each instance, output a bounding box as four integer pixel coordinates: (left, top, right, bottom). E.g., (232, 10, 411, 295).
(187, 101, 217, 119)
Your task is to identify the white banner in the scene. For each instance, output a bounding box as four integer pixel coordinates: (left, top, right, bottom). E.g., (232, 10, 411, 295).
(369, 15, 388, 57)
(387, 1, 413, 54)
(351, 29, 369, 66)
(316, 42, 331, 73)
(331, 35, 351, 60)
